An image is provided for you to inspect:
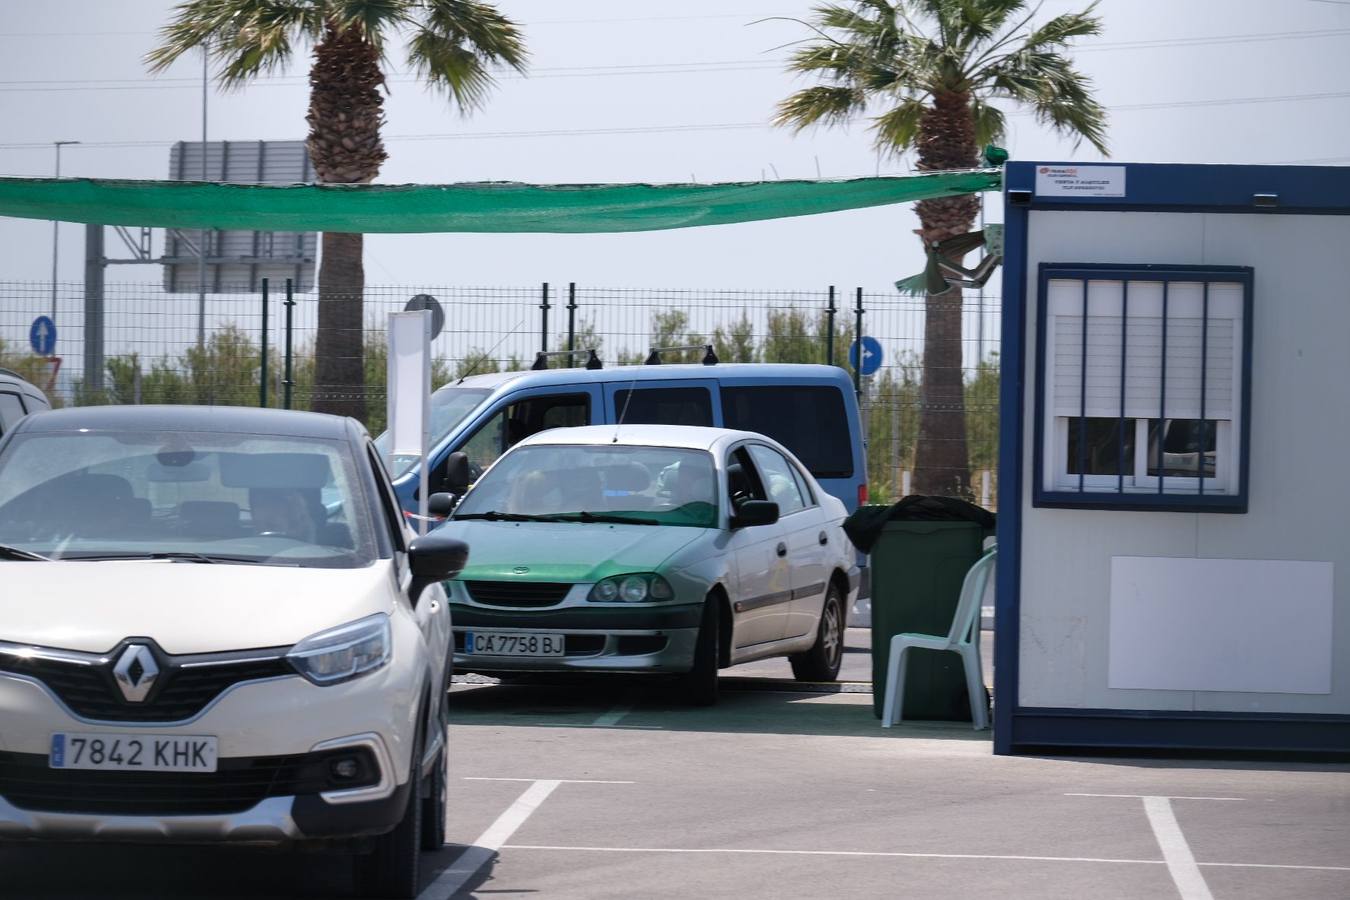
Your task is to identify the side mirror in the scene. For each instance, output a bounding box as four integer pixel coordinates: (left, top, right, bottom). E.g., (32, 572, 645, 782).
(407, 531, 469, 606)
(731, 500, 779, 529)
(427, 492, 457, 518)
(443, 451, 471, 495)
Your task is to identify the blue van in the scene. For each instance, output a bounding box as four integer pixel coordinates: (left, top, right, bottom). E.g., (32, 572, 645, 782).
(376, 362, 868, 518)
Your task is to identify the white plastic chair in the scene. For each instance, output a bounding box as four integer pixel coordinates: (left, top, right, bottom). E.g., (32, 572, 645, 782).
(881, 547, 996, 731)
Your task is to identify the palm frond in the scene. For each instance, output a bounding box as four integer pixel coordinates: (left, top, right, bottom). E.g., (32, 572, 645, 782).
(421, 0, 528, 71)
(774, 85, 867, 132)
(985, 51, 1107, 152)
(1020, 7, 1102, 51)
(146, 0, 322, 87)
(406, 0, 526, 111)
(331, 0, 412, 51)
(970, 96, 1006, 147)
(871, 97, 927, 154)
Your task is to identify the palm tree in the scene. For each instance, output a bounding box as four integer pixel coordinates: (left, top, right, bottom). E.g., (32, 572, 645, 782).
(774, 0, 1107, 497)
(148, 0, 527, 423)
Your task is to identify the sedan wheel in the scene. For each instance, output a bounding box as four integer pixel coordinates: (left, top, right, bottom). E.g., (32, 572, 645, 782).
(790, 583, 844, 682)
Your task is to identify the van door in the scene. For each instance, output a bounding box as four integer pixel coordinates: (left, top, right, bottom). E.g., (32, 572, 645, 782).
(604, 380, 721, 428)
(416, 386, 599, 507)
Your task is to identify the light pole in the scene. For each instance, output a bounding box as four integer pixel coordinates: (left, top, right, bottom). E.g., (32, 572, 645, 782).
(51, 140, 80, 323)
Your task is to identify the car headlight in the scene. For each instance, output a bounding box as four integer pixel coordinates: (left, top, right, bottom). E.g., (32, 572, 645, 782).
(288, 614, 391, 686)
(588, 574, 675, 603)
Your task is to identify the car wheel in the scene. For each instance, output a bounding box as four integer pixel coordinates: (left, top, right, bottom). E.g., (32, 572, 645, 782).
(419, 747, 447, 851)
(355, 750, 424, 899)
(680, 596, 720, 706)
(790, 582, 844, 682)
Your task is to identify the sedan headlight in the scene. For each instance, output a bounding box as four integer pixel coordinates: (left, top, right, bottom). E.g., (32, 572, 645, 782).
(288, 614, 391, 686)
(588, 573, 675, 603)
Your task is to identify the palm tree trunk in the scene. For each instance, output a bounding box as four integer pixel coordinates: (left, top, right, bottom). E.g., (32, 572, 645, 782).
(911, 90, 980, 498)
(313, 231, 366, 421)
(306, 23, 386, 423)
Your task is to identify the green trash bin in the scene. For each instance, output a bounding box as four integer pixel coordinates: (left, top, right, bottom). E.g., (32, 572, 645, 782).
(866, 519, 989, 721)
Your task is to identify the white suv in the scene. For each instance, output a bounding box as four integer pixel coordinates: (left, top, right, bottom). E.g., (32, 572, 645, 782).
(0, 405, 467, 898)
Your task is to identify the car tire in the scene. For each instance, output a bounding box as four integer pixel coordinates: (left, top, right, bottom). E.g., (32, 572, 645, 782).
(419, 747, 447, 852)
(355, 750, 424, 899)
(789, 582, 845, 682)
(681, 596, 720, 706)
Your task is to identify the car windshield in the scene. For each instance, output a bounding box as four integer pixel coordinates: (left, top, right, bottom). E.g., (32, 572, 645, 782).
(373, 386, 491, 479)
(454, 444, 719, 528)
(0, 430, 377, 567)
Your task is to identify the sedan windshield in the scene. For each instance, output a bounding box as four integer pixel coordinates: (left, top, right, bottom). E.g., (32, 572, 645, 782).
(374, 386, 490, 478)
(0, 430, 377, 567)
(455, 445, 718, 528)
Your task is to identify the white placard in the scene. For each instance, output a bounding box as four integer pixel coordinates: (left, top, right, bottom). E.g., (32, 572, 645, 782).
(386, 311, 432, 533)
(1034, 164, 1126, 198)
(1108, 556, 1334, 695)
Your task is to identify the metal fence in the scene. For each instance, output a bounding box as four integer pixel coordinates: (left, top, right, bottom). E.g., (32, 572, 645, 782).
(1, 280, 1001, 505)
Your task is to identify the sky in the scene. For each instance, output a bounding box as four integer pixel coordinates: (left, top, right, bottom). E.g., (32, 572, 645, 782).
(1, 0, 1348, 296)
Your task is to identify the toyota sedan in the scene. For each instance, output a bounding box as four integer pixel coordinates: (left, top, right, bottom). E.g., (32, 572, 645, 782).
(433, 425, 859, 704)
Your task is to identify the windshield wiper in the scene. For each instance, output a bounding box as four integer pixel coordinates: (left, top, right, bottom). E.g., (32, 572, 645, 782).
(452, 511, 555, 523)
(0, 544, 50, 561)
(64, 551, 261, 564)
(546, 511, 662, 526)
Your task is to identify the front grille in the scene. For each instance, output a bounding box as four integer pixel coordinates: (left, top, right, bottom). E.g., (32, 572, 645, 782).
(0, 748, 377, 816)
(0, 649, 294, 723)
(464, 581, 572, 608)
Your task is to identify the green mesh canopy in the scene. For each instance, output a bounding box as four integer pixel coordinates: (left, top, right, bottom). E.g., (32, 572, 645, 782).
(0, 171, 1001, 234)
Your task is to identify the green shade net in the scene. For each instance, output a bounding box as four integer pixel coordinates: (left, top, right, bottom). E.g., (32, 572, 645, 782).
(0, 170, 1000, 234)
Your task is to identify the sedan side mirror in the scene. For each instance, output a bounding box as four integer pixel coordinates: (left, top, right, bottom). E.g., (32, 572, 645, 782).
(731, 500, 779, 529)
(427, 492, 457, 518)
(443, 451, 471, 496)
(407, 531, 469, 606)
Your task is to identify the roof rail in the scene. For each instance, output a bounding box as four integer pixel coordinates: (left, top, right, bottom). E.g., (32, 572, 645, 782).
(644, 345, 718, 366)
(530, 348, 603, 371)
(0, 367, 25, 380)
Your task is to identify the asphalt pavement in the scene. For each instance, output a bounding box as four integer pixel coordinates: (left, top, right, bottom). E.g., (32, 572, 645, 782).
(5, 649, 1347, 899)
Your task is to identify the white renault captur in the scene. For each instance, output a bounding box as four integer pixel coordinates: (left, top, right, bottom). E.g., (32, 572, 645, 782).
(0, 406, 467, 899)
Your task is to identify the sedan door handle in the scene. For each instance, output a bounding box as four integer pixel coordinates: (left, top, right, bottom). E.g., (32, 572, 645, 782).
(776, 542, 787, 557)
(818, 531, 829, 546)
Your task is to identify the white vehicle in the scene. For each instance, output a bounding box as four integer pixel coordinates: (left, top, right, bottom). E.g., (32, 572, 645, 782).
(0, 406, 468, 899)
(433, 425, 860, 704)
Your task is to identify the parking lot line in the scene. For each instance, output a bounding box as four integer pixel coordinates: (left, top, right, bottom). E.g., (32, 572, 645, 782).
(591, 699, 635, 727)
(498, 845, 1350, 874)
(1066, 793, 1246, 802)
(421, 779, 562, 900)
(463, 777, 636, 784)
(1143, 795, 1214, 900)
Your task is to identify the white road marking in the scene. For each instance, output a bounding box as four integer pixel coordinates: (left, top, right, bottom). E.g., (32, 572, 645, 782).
(1067, 793, 1245, 802)
(592, 698, 635, 727)
(500, 844, 1350, 874)
(463, 777, 635, 784)
(1142, 796, 1215, 900)
(420, 779, 561, 900)
(503, 845, 1165, 865)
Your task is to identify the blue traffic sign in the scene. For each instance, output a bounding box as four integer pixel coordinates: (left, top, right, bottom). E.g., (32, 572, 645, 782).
(849, 336, 883, 376)
(29, 316, 56, 356)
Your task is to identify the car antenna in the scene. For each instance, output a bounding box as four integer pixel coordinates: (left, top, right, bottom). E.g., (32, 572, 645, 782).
(613, 369, 642, 443)
(457, 318, 526, 385)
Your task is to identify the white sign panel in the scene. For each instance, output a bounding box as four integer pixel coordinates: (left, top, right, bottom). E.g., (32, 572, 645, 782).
(1108, 556, 1334, 695)
(1034, 164, 1126, 198)
(387, 311, 432, 533)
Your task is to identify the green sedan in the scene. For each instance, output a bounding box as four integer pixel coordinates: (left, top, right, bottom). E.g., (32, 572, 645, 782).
(432, 424, 859, 704)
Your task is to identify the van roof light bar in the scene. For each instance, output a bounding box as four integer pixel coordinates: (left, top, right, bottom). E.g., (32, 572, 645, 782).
(530, 348, 604, 371)
(644, 345, 719, 366)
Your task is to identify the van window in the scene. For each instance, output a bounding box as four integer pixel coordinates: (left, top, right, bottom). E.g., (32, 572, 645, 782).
(456, 393, 590, 480)
(722, 386, 853, 478)
(614, 388, 713, 427)
(0, 392, 24, 435)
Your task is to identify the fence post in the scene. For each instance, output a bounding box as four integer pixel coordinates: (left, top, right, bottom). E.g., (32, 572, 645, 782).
(825, 286, 836, 366)
(567, 282, 577, 366)
(283, 278, 295, 410)
(259, 277, 269, 408)
(854, 287, 864, 401)
(540, 282, 550, 356)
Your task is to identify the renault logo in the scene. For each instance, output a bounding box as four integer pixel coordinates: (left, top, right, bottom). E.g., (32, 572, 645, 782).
(112, 644, 159, 703)
(512, 566, 529, 575)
